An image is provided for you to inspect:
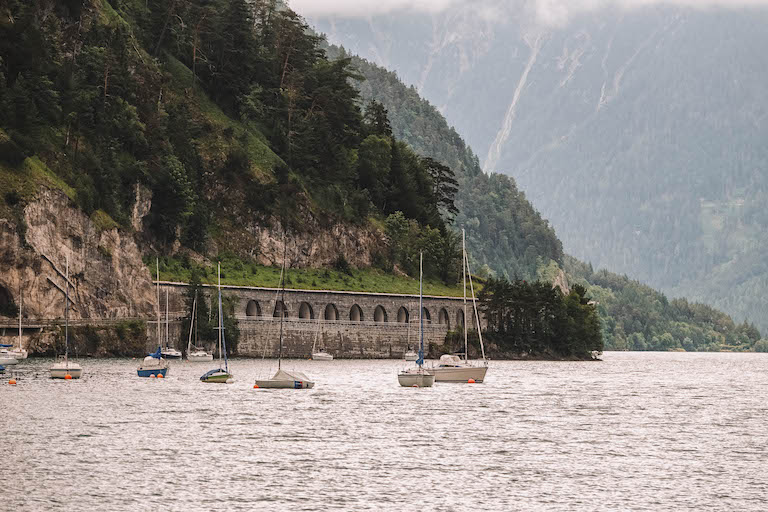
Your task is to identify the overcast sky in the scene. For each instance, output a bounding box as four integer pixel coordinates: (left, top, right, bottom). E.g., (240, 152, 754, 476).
(290, 0, 768, 25)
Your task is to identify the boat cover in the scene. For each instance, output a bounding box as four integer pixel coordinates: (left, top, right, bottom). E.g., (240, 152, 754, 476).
(272, 369, 311, 382)
(147, 347, 162, 359)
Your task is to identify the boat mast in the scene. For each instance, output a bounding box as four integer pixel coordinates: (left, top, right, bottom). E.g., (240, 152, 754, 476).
(165, 288, 169, 348)
(463, 229, 468, 362)
(18, 284, 22, 352)
(64, 256, 69, 365)
(277, 241, 287, 370)
(187, 293, 196, 355)
(156, 258, 161, 350)
(466, 256, 486, 362)
(418, 251, 424, 368)
(217, 262, 229, 372)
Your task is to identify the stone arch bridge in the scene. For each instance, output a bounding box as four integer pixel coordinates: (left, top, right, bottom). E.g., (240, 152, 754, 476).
(157, 282, 478, 358)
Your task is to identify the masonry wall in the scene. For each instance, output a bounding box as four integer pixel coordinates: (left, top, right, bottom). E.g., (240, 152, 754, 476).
(155, 282, 479, 358)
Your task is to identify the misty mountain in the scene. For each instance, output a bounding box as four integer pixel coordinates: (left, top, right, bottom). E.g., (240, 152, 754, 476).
(306, 3, 768, 330)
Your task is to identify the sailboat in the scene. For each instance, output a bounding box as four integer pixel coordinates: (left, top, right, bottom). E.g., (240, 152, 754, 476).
(311, 305, 333, 361)
(397, 252, 435, 388)
(199, 262, 233, 383)
(161, 289, 182, 359)
(429, 229, 488, 383)
(186, 291, 213, 362)
(5, 287, 28, 360)
(254, 244, 314, 389)
(50, 257, 83, 379)
(137, 259, 169, 378)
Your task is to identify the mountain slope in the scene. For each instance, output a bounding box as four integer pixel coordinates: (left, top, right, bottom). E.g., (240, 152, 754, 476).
(307, 3, 768, 330)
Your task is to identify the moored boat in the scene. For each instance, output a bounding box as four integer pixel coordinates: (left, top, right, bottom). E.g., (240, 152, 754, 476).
(186, 291, 213, 362)
(398, 252, 435, 388)
(200, 263, 233, 383)
(49, 257, 83, 379)
(429, 229, 489, 383)
(254, 243, 314, 389)
(138, 260, 169, 378)
(404, 349, 418, 361)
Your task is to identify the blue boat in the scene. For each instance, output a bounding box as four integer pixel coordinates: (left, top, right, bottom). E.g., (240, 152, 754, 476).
(0, 364, 5, 373)
(137, 260, 170, 378)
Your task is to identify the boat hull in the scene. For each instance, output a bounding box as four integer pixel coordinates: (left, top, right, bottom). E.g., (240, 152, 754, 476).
(6, 349, 27, 360)
(311, 352, 333, 361)
(137, 367, 168, 378)
(200, 370, 233, 383)
(253, 379, 314, 389)
(430, 365, 488, 383)
(50, 364, 83, 379)
(397, 371, 435, 388)
(161, 350, 182, 359)
(404, 352, 418, 361)
(187, 353, 214, 362)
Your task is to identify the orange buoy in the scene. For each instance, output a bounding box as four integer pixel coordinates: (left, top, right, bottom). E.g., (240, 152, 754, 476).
(157, 373, 164, 379)
(150, 374, 156, 378)
(253, 384, 259, 389)
(65, 374, 73, 380)
(9, 379, 17, 385)
(468, 379, 475, 384)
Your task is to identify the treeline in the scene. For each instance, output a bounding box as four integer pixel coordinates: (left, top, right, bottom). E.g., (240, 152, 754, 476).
(564, 256, 762, 352)
(0, 0, 460, 281)
(477, 278, 603, 359)
(324, 45, 563, 281)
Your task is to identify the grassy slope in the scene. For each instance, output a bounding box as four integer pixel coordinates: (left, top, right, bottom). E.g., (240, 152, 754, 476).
(155, 257, 470, 297)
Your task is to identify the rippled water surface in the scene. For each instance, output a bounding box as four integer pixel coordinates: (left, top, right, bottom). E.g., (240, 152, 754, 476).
(3, 352, 768, 510)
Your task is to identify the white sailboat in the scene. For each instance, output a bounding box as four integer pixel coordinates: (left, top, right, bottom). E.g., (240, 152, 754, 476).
(398, 252, 435, 388)
(429, 229, 488, 383)
(186, 291, 213, 362)
(50, 257, 83, 379)
(254, 244, 314, 389)
(161, 288, 182, 359)
(6, 288, 28, 360)
(311, 305, 333, 361)
(199, 263, 233, 383)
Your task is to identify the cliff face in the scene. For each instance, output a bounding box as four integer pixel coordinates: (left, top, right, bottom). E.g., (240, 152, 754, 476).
(0, 185, 388, 325)
(0, 187, 156, 321)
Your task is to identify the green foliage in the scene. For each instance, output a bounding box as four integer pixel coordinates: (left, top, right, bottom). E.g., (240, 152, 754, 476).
(564, 255, 761, 352)
(154, 255, 467, 297)
(478, 277, 603, 359)
(327, 46, 563, 280)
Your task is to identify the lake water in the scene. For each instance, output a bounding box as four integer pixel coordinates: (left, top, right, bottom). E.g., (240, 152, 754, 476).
(2, 352, 767, 511)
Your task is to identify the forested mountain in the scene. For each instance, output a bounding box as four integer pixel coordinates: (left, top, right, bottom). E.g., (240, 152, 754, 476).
(306, 3, 768, 331)
(0, 0, 463, 282)
(320, 42, 763, 352)
(325, 46, 563, 281)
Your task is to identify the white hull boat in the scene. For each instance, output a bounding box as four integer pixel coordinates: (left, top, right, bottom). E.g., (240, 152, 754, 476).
(161, 348, 182, 359)
(6, 349, 28, 360)
(254, 369, 314, 389)
(50, 360, 83, 379)
(404, 350, 418, 361)
(0, 355, 19, 366)
(397, 367, 435, 387)
(430, 362, 488, 382)
(187, 350, 213, 362)
(312, 351, 333, 361)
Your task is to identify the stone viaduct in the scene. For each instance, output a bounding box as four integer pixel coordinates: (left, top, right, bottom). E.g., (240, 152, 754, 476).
(156, 282, 479, 358)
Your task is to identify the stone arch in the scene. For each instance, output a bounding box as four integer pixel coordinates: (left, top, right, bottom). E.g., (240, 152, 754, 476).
(273, 300, 289, 318)
(421, 306, 431, 323)
(456, 309, 465, 329)
(298, 301, 314, 320)
(349, 304, 363, 322)
(246, 299, 261, 317)
(397, 306, 409, 323)
(374, 305, 388, 322)
(438, 307, 450, 328)
(324, 303, 339, 321)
